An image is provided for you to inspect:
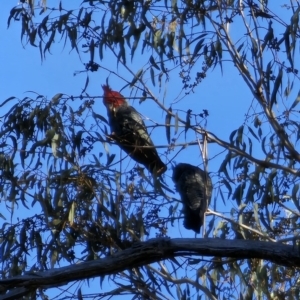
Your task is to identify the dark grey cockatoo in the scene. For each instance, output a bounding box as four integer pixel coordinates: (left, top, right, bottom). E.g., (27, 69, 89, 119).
(102, 85, 167, 176)
(172, 163, 212, 233)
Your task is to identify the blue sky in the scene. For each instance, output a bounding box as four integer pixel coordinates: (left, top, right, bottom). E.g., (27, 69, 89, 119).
(0, 0, 297, 298)
(0, 2, 251, 297)
(1, 2, 84, 98)
(0, 1, 258, 194)
(0, 1, 252, 189)
(0, 0, 292, 252)
(1, 1, 253, 134)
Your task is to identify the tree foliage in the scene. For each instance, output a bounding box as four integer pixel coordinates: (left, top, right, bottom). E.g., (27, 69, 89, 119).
(2, 0, 300, 299)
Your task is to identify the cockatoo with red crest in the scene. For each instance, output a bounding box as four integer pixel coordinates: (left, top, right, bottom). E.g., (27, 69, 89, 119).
(102, 85, 167, 176)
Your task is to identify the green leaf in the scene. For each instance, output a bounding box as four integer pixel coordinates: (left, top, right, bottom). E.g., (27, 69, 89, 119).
(74, 130, 84, 154)
(68, 202, 75, 225)
(29, 28, 37, 47)
(284, 77, 292, 97)
(106, 154, 116, 166)
(261, 21, 274, 52)
(232, 182, 246, 206)
(9, 135, 17, 161)
(92, 154, 101, 166)
(178, 28, 183, 62)
(131, 26, 142, 60)
(0, 96, 16, 108)
(99, 39, 104, 60)
(19, 223, 27, 250)
(77, 7, 84, 20)
(191, 38, 205, 62)
(185, 39, 190, 57)
(174, 112, 179, 135)
(7, 7, 22, 28)
(248, 126, 259, 141)
(153, 29, 162, 49)
(189, 33, 207, 45)
(251, 37, 258, 56)
(270, 67, 283, 108)
(44, 30, 56, 57)
(82, 75, 89, 93)
(89, 39, 95, 62)
(171, 0, 177, 13)
(92, 112, 108, 124)
(219, 191, 225, 210)
(130, 68, 143, 87)
(142, 31, 150, 54)
(245, 183, 254, 203)
(289, 90, 300, 110)
(51, 133, 61, 158)
(237, 125, 244, 145)
(118, 40, 126, 66)
(265, 60, 273, 97)
(39, 14, 49, 36)
(284, 26, 293, 68)
(51, 93, 63, 105)
(215, 39, 222, 58)
(51, 249, 58, 268)
(222, 179, 232, 199)
(261, 136, 268, 155)
(150, 67, 155, 87)
(218, 152, 232, 181)
(167, 32, 175, 52)
(165, 107, 172, 144)
(39, 40, 43, 62)
(236, 42, 244, 53)
(254, 116, 262, 128)
(229, 129, 237, 144)
(292, 183, 300, 211)
(149, 55, 160, 70)
(185, 109, 191, 138)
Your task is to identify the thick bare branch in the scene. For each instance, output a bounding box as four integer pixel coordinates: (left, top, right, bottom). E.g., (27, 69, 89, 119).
(1, 238, 299, 300)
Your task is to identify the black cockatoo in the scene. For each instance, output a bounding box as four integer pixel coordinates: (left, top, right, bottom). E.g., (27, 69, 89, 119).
(102, 85, 167, 176)
(172, 163, 212, 233)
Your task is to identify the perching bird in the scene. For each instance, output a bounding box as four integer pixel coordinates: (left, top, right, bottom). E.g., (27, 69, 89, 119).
(102, 85, 167, 176)
(172, 163, 212, 233)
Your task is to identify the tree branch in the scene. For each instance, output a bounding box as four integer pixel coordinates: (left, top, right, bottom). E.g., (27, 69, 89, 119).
(0, 238, 299, 299)
(197, 128, 300, 175)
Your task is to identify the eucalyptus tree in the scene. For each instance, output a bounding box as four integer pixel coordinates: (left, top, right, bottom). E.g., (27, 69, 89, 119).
(2, 0, 300, 299)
